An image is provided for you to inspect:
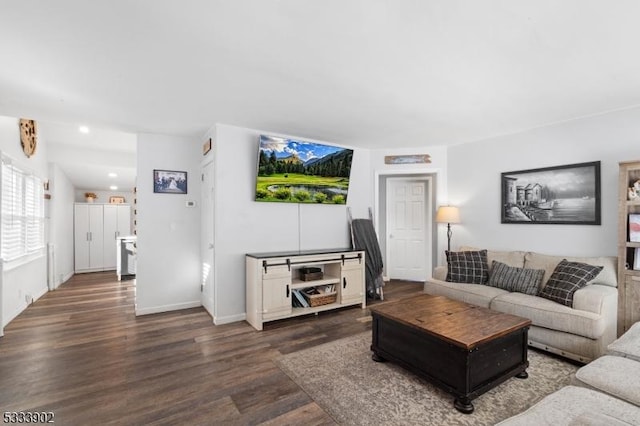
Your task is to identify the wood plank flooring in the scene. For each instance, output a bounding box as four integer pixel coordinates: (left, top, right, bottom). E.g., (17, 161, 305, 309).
(0, 272, 423, 425)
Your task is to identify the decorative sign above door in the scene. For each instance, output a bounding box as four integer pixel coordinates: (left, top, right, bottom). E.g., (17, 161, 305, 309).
(384, 154, 431, 165)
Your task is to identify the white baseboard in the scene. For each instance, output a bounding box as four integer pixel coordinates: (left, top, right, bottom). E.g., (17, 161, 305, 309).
(57, 271, 74, 288)
(202, 300, 214, 318)
(214, 313, 246, 325)
(135, 301, 201, 316)
(34, 286, 48, 301)
(5, 284, 48, 327)
(5, 305, 24, 327)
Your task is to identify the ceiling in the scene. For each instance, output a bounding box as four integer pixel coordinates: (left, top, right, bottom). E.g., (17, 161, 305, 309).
(42, 121, 136, 191)
(2, 1, 640, 189)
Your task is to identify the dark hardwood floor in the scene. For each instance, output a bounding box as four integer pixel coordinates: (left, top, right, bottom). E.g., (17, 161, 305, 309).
(0, 273, 424, 425)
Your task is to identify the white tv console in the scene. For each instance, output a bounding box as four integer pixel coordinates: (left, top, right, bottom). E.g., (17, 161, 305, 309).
(246, 248, 366, 331)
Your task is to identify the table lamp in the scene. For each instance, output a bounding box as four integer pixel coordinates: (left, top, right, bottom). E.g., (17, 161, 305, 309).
(436, 206, 461, 253)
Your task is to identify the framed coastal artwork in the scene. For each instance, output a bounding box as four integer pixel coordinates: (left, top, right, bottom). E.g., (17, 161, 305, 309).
(153, 169, 188, 194)
(501, 161, 601, 225)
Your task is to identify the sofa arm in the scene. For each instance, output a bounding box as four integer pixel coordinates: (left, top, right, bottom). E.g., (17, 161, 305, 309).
(573, 284, 617, 315)
(433, 266, 447, 281)
(573, 284, 618, 358)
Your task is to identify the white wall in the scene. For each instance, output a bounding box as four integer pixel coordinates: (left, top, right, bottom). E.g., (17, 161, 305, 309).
(370, 146, 449, 269)
(213, 124, 372, 323)
(136, 133, 201, 315)
(3, 257, 47, 324)
(49, 163, 75, 288)
(447, 107, 640, 261)
(370, 146, 448, 190)
(0, 116, 50, 328)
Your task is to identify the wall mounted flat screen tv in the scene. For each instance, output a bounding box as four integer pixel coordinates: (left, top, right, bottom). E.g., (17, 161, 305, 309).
(255, 134, 353, 204)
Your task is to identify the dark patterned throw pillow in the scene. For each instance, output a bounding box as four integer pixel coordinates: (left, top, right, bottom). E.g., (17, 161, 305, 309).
(539, 259, 603, 307)
(487, 261, 544, 295)
(446, 250, 489, 284)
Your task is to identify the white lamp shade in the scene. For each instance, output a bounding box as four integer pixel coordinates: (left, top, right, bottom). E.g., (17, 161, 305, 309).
(435, 206, 460, 224)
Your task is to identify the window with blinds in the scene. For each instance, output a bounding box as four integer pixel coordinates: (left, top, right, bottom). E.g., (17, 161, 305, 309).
(1, 157, 45, 261)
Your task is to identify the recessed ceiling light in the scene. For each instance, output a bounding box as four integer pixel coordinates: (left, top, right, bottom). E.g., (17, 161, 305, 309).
(108, 172, 118, 178)
(109, 185, 118, 190)
(78, 125, 90, 134)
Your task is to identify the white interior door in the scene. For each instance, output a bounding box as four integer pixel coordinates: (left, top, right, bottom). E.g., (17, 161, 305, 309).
(201, 161, 215, 317)
(386, 178, 428, 281)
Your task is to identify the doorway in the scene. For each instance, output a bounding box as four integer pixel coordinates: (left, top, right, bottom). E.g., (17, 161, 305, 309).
(201, 161, 215, 317)
(377, 174, 435, 282)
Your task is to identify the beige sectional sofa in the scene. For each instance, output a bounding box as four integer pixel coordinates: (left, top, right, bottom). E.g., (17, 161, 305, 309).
(497, 321, 640, 425)
(424, 247, 618, 363)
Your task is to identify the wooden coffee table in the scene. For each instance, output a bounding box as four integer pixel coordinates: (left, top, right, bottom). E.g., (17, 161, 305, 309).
(369, 294, 531, 414)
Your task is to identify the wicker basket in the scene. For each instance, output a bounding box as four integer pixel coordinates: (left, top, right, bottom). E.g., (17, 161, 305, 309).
(303, 291, 337, 307)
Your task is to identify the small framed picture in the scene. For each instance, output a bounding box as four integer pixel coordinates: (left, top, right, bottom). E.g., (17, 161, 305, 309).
(630, 214, 640, 242)
(109, 196, 125, 204)
(154, 170, 187, 194)
(203, 138, 212, 155)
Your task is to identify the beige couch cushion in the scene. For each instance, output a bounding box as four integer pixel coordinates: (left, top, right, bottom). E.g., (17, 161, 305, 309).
(573, 355, 640, 407)
(524, 252, 617, 289)
(608, 321, 640, 362)
(433, 266, 447, 281)
(459, 246, 526, 269)
(496, 386, 640, 426)
(490, 292, 606, 339)
(424, 279, 509, 309)
(572, 284, 618, 314)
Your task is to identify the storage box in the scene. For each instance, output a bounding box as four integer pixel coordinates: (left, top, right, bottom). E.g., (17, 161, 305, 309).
(299, 267, 323, 281)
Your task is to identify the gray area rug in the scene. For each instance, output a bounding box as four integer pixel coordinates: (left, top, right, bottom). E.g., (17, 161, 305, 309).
(275, 332, 578, 425)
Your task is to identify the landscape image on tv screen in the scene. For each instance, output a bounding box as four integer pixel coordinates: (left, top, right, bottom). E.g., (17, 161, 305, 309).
(255, 135, 354, 204)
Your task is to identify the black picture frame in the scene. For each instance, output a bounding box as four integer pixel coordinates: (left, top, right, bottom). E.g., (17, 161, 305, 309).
(153, 169, 188, 194)
(501, 161, 601, 225)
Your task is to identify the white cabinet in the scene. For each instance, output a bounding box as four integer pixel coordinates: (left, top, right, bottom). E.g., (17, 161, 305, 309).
(246, 249, 366, 330)
(103, 205, 132, 269)
(74, 203, 131, 273)
(74, 204, 105, 272)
